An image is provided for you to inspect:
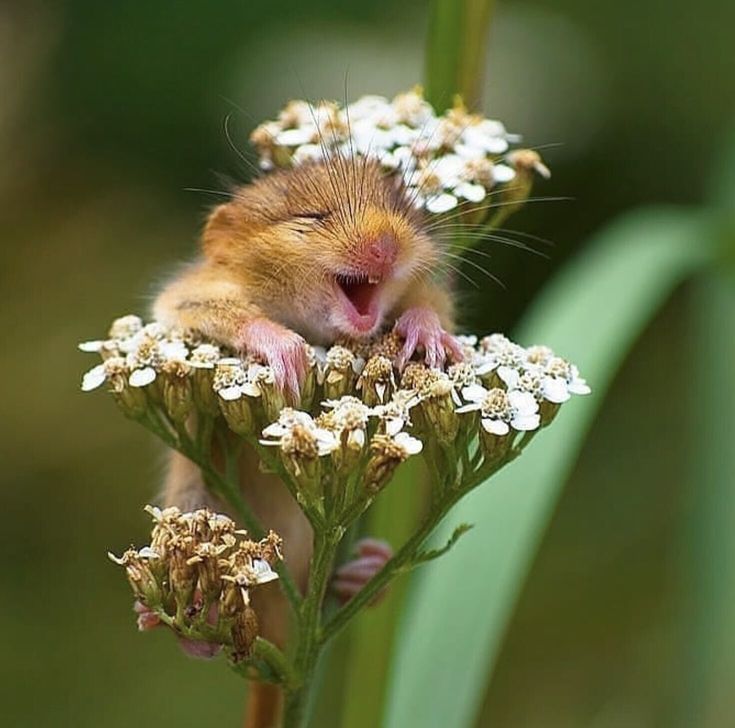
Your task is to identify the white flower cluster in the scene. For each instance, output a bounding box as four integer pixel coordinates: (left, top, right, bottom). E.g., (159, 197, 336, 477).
(80, 315, 199, 392)
(80, 317, 589, 464)
(453, 333, 590, 436)
(249, 87, 549, 214)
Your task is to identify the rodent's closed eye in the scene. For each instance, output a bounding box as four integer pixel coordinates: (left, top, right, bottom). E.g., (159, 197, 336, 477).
(294, 211, 330, 221)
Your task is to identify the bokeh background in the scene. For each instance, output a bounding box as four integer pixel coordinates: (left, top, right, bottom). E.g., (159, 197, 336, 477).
(1, 0, 733, 726)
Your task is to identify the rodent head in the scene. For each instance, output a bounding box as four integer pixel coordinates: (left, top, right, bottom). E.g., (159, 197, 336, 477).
(203, 157, 439, 342)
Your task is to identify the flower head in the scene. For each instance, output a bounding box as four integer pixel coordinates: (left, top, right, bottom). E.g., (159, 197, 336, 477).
(249, 89, 548, 218)
(109, 506, 283, 661)
(457, 384, 540, 436)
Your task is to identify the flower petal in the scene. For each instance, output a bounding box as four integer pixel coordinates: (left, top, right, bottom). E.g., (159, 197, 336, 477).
(542, 378, 570, 404)
(129, 367, 156, 388)
(482, 418, 509, 436)
(426, 193, 458, 214)
(81, 365, 107, 391)
(511, 414, 540, 431)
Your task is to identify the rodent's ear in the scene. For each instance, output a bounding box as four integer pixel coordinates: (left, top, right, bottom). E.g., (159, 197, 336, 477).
(201, 203, 247, 262)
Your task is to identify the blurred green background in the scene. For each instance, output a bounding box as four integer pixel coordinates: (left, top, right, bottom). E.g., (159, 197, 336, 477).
(1, 0, 733, 726)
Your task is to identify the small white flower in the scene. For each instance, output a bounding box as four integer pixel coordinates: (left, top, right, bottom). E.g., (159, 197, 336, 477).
(189, 344, 221, 368)
(292, 143, 324, 164)
(261, 408, 339, 456)
(213, 358, 248, 400)
(81, 356, 129, 392)
(110, 314, 144, 339)
(372, 389, 420, 436)
(249, 558, 279, 585)
(277, 126, 317, 147)
(78, 340, 107, 353)
(457, 385, 539, 435)
(540, 357, 591, 403)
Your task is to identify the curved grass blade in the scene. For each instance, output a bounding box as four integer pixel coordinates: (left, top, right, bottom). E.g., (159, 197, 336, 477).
(384, 208, 714, 728)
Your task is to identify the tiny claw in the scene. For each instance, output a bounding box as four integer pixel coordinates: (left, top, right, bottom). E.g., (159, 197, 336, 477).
(332, 538, 393, 606)
(394, 307, 463, 368)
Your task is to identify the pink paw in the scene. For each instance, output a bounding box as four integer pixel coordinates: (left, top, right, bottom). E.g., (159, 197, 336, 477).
(238, 318, 309, 403)
(394, 307, 464, 369)
(133, 599, 221, 660)
(332, 538, 393, 606)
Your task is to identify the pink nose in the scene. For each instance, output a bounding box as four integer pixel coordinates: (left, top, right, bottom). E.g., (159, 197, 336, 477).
(366, 234, 398, 267)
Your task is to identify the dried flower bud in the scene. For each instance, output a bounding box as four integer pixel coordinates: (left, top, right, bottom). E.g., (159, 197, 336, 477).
(164, 535, 198, 613)
(323, 346, 364, 399)
(365, 432, 423, 493)
(358, 355, 395, 406)
(110, 505, 282, 661)
(231, 605, 259, 660)
(255, 366, 287, 422)
(161, 359, 193, 422)
(369, 332, 403, 361)
(418, 373, 459, 443)
(108, 548, 161, 605)
(188, 542, 227, 604)
(400, 362, 432, 392)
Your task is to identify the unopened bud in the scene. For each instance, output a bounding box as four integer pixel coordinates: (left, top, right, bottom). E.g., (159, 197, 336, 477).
(231, 605, 259, 660)
(324, 346, 364, 400)
(358, 355, 395, 406)
(161, 359, 193, 422)
(168, 537, 197, 609)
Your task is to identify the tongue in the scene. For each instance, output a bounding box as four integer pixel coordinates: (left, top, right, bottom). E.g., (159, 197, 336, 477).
(342, 280, 375, 315)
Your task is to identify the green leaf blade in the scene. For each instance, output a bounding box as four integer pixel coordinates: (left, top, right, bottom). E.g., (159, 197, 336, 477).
(384, 208, 714, 728)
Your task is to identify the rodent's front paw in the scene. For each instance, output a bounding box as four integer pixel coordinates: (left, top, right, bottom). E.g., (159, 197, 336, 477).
(331, 538, 393, 606)
(394, 307, 464, 369)
(238, 318, 309, 403)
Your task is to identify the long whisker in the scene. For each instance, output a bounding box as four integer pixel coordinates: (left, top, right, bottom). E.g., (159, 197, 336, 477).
(440, 250, 507, 290)
(183, 187, 236, 199)
(223, 112, 262, 178)
(423, 196, 573, 231)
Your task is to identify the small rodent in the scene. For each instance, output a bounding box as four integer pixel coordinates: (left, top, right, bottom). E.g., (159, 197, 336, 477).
(152, 156, 461, 726)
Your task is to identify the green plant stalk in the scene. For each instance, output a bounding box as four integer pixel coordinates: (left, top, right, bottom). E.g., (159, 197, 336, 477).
(322, 452, 509, 644)
(424, 0, 494, 111)
(283, 528, 341, 728)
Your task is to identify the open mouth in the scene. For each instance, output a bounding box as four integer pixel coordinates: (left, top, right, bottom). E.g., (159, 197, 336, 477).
(334, 273, 382, 332)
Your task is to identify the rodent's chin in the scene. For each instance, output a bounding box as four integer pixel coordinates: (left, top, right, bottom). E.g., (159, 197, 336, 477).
(331, 305, 383, 339)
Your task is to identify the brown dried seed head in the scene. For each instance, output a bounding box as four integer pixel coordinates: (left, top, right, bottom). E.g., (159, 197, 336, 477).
(401, 362, 431, 391)
(281, 424, 320, 459)
(369, 332, 403, 360)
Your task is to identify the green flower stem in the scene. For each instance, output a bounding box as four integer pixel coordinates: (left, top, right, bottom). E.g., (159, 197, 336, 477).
(251, 638, 298, 689)
(319, 489, 459, 646)
(424, 0, 494, 112)
(284, 528, 342, 728)
(320, 450, 519, 646)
